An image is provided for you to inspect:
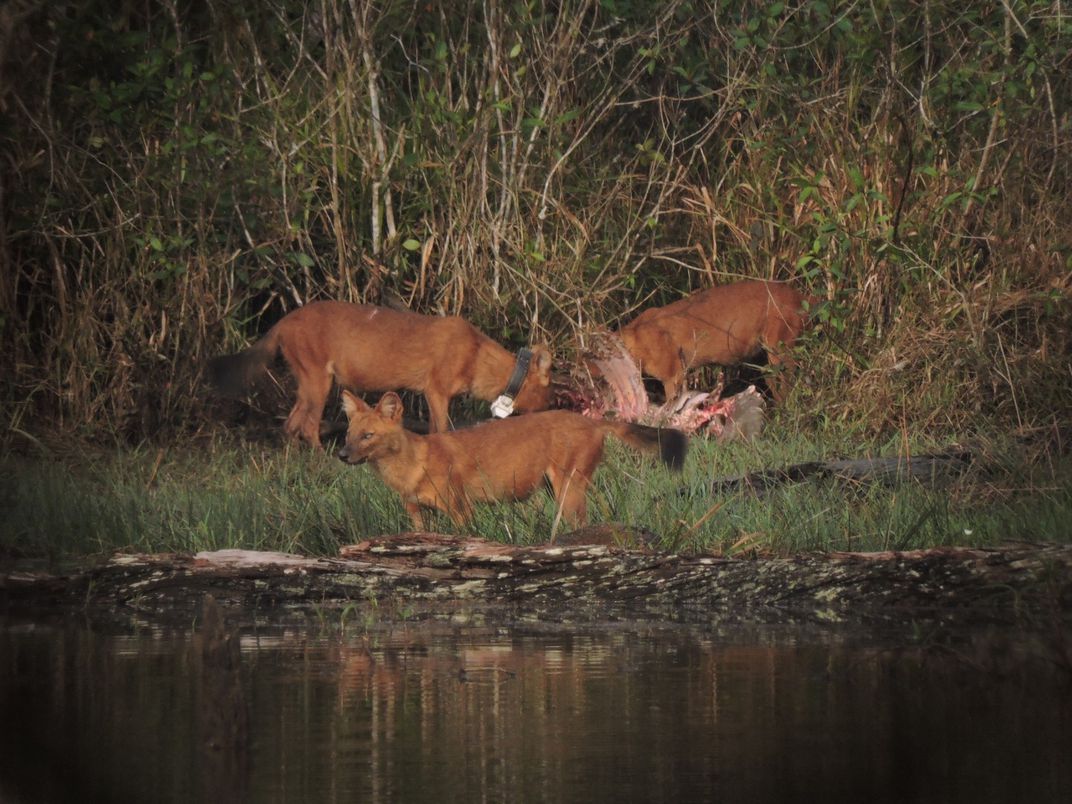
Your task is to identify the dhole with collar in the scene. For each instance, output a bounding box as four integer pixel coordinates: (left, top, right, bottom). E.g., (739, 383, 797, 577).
(208, 301, 553, 445)
(619, 279, 813, 404)
(337, 390, 687, 528)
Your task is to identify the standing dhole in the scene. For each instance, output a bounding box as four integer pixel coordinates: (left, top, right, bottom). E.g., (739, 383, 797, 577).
(337, 390, 687, 528)
(208, 301, 553, 445)
(619, 279, 813, 403)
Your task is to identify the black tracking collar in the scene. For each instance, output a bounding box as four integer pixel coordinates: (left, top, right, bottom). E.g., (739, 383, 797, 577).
(502, 348, 533, 399)
(490, 348, 533, 418)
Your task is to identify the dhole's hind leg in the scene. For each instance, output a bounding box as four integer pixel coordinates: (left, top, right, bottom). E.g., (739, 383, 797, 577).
(550, 471, 589, 526)
(284, 370, 332, 447)
(404, 502, 426, 531)
(548, 452, 601, 527)
(425, 393, 451, 433)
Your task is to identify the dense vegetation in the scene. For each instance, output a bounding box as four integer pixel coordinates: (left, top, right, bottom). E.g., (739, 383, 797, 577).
(2, 0, 1069, 444)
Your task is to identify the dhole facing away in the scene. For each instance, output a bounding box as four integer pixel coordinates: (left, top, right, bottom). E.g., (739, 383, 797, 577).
(619, 279, 812, 403)
(208, 301, 553, 445)
(338, 390, 687, 528)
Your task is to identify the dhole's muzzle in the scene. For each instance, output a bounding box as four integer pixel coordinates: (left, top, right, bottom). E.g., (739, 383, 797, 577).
(336, 445, 368, 465)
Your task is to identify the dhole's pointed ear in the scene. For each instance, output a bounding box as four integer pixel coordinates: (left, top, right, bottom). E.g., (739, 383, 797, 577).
(340, 390, 370, 419)
(376, 391, 405, 422)
(530, 345, 553, 383)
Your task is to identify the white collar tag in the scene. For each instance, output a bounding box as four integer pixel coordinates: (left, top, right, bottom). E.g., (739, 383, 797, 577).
(490, 395, 516, 418)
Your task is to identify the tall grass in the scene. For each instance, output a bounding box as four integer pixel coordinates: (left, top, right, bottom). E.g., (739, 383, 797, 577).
(3, 425, 1069, 563)
(0, 440, 406, 560)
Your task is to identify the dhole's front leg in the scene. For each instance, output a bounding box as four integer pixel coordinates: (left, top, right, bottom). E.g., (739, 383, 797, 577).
(764, 350, 795, 404)
(654, 354, 687, 404)
(632, 329, 685, 404)
(404, 498, 470, 530)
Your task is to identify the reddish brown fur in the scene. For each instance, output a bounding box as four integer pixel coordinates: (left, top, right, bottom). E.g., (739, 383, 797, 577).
(208, 301, 553, 445)
(338, 391, 687, 528)
(619, 280, 812, 403)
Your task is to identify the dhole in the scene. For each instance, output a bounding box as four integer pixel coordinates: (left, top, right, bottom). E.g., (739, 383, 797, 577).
(337, 390, 687, 528)
(619, 279, 812, 403)
(208, 301, 553, 445)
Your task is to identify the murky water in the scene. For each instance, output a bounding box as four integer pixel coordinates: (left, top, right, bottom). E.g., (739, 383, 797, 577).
(1, 614, 1069, 803)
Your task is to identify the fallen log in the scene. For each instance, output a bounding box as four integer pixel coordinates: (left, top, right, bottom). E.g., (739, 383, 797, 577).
(709, 448, 977, 494)
(3, 536, 1069, 629)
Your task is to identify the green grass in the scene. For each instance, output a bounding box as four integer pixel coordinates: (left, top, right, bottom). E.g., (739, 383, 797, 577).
(1, 424, 1070, 564)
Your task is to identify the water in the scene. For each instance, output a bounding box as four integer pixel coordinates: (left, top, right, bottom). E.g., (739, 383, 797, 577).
(1, 615, 1069, 803)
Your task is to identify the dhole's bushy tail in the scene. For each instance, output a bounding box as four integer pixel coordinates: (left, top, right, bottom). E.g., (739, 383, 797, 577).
(607, 422, 688, 470)
(206, 328, 280, 397)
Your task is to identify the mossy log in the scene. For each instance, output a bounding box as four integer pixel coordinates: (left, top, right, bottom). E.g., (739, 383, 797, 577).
(3, 534, 1070, 628)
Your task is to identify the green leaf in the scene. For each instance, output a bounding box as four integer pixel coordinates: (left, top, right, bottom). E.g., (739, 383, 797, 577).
(509, 43, 522, 59)
(939, 191, 962, 211)
(402, 238, 422, 252)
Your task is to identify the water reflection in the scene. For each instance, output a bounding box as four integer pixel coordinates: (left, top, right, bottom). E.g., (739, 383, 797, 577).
(1, 614, 1069, 803)
(193, 596, 249, 803)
